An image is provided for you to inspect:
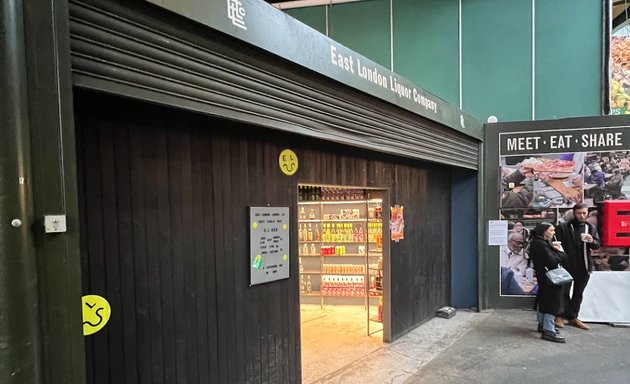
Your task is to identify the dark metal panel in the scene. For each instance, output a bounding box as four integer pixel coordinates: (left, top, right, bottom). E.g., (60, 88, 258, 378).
(5, 0, 87, 383)
(0, 1, 41, 383)
(68, 0, 479, 170)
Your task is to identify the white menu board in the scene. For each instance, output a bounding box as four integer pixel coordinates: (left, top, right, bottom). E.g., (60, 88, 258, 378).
(250, 206, 290, 285)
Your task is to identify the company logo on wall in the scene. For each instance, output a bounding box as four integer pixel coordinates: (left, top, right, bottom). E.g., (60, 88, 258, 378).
(227, 0, 247, 30)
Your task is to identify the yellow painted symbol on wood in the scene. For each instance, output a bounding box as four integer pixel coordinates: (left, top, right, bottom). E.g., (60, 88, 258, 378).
(279, 149, 298, 176)
(82, 295, 111, 336)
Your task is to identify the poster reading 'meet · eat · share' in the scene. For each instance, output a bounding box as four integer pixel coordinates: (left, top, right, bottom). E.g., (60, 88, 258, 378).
(498, 127, 630, 297)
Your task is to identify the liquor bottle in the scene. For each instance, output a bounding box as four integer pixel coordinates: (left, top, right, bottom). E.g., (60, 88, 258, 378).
(300, 275, 305, 293)
(307, 224, 313, 241)
(298, 224, 303, 242)
(309, 243, 316, 255)
(306, 276, 312, 294)
(300, 206, 306, 220)
(302, 243, 309, 255)
(315, 226, 321, 241)
(309, 208, 315, 220)
(299, 257, 304, 274)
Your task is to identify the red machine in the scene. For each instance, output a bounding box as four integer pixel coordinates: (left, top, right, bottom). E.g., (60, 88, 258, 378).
(600, 200, 630, 247)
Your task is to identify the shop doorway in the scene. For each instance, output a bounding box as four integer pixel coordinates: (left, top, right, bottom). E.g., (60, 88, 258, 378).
(298, 184, 388, 382)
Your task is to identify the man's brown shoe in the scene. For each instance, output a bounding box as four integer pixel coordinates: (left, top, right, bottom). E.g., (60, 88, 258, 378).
(554, 316, 565, 328)
(569, 318, 590, 330)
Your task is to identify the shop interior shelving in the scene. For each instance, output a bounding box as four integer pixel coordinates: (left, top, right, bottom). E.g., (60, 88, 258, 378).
(298, 190, 383, 335)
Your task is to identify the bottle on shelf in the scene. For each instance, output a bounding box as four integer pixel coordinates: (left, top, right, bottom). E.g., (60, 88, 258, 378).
(307, 223, 313, 241)
(302, 243, 309, 255)
(299, 257, 304, 273)
(298, 224, 304, 242)
(299, 206, 306, 220)
(309, 208, 315, 220)
(306, 276, 312, 294)
(374, 202, 382, 219)
(309, 243, 316, 255)
(300, 275, 305, 293)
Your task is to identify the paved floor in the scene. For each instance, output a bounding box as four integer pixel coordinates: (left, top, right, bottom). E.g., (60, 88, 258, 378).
(302, 307, 630, 384)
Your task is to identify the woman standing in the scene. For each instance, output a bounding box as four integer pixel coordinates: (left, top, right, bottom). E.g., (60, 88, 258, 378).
(529, 222, 568, 343)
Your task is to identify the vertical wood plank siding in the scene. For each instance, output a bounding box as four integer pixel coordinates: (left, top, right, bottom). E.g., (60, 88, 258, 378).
(76, 91, 451, 383)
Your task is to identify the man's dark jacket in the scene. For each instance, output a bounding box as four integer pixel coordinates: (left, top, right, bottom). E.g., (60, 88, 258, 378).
(555, 219, 600, 274)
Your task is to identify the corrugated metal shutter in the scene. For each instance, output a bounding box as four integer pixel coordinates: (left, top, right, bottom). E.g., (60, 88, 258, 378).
(69, 0, 479, 169)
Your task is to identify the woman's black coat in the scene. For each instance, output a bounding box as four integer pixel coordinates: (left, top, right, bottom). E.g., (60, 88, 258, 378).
(529, 235, 568, 315)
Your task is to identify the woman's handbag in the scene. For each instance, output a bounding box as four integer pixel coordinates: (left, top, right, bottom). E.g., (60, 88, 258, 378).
(545, 265, 573, 285)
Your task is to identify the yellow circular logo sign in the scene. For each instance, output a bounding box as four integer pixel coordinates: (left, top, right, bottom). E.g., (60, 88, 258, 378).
(82, 295, 111, 336)
(279, 149, 298, 176)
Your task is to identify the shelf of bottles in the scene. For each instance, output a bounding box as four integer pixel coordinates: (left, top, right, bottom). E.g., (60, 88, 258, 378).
(298, 185, 383, 311)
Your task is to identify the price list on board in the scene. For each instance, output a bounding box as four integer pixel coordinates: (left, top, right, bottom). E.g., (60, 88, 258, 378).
(250, 206, 290, 285)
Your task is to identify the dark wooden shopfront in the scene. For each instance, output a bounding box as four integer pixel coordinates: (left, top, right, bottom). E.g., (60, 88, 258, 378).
(0, 0, 480, 382)
(76, 91, 455, 383)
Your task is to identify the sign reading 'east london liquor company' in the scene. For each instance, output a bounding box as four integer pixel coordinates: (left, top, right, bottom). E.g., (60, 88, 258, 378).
(146, 0, 483, 139)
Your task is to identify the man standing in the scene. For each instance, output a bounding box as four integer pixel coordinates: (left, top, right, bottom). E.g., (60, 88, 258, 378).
(555, 203, 600, 330)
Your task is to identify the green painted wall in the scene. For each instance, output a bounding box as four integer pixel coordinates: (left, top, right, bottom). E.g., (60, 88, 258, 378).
(287, 1, 391, 69)
(462, 0, 533, 122)
(283, 0, 604, 123)
(328, 0, 391, 68)
(286, 6, 326, 35)
(535, 0, 602, 119)
(393, 0, 459, 106)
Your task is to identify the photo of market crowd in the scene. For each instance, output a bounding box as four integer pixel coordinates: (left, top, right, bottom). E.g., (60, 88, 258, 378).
(498, 151, 630, 296)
